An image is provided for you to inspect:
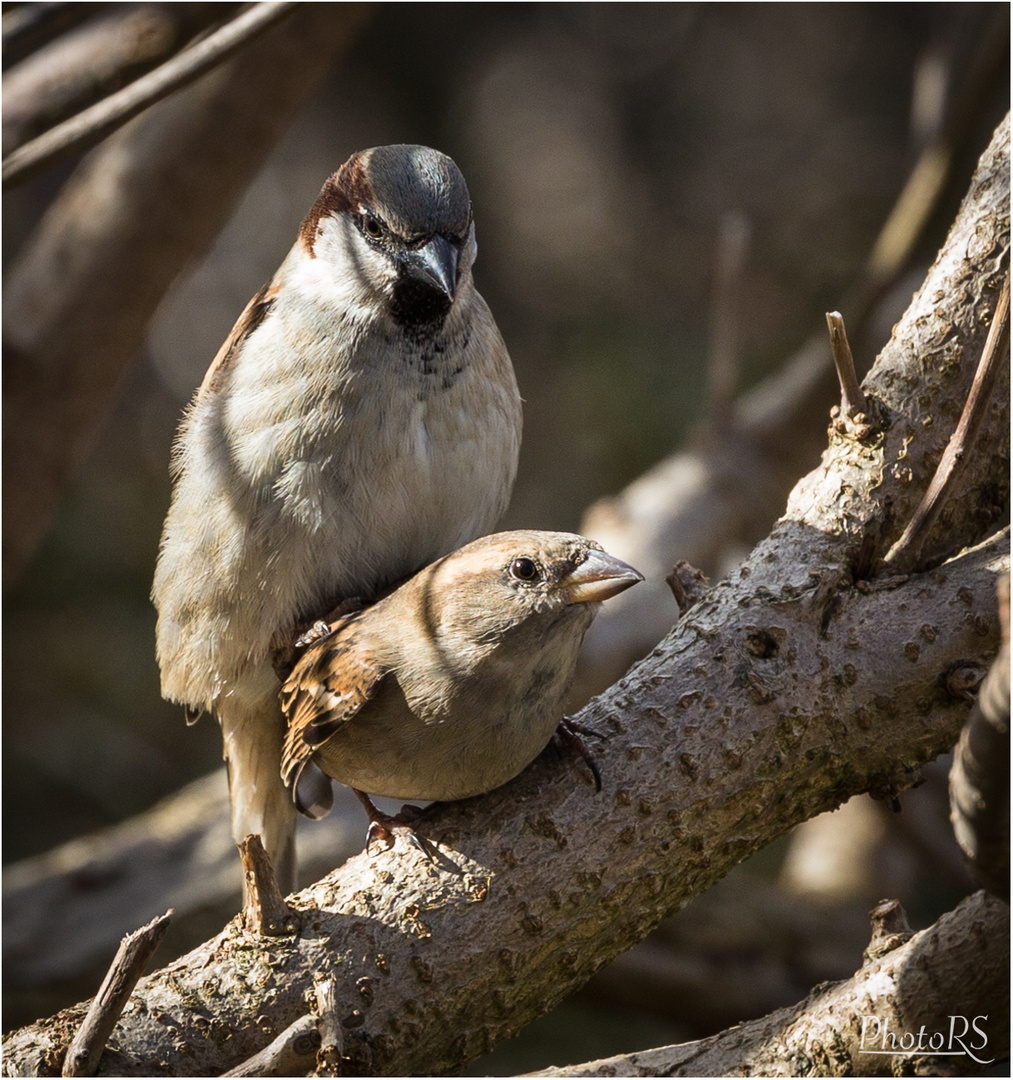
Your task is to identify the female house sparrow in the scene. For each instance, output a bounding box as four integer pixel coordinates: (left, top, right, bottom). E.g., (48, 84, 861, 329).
(279, 531, 643, 847)
(152, 146, 522, 892)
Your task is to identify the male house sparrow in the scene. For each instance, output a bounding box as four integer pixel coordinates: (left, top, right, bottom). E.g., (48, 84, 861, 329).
(152, 146, 522, 892)
(280, 531, 643, 846)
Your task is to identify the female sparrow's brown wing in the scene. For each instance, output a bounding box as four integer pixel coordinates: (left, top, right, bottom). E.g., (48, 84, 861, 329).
(280, 626, 390, 816)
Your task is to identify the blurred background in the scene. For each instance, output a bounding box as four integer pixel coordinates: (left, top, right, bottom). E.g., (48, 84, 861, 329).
(3, 2, 1009, 1070)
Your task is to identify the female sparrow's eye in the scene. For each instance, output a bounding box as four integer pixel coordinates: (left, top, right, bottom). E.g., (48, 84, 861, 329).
(510, 557, 540, 583)
(362, 214, 383, 240)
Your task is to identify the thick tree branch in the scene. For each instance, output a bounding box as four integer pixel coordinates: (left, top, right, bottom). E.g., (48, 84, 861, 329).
(2, 116, 1008, 1076)
(2, 3, 371, 586)
(533, 891, 1009, 1077)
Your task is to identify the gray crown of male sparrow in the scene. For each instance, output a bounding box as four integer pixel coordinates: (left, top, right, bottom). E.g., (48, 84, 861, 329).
(302, 144, 474, 327)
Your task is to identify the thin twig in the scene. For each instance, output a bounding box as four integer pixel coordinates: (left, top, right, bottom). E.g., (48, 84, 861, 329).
(825, 311, 867, 419)
(665, 560, 710, 618)
(240, 834, 300, 936)
(314, 978, 344, 1077)
(222, 1014, 321, 1077)
(2, 2, 302, 187)
(885, 271, 1010, 571)
(61, 910, 172, 1076)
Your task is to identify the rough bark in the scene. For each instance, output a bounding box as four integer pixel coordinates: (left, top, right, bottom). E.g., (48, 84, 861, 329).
(533, 891, 1010, 1077)
(1, 3, 371, 586)
(2, 115, 1008, 1079)
(949, 575, 1010, 900)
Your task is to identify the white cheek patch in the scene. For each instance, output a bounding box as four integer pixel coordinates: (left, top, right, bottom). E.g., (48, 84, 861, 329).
(310, 217, 396, 309)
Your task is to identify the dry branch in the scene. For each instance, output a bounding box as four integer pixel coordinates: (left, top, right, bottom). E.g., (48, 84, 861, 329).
(885, 272, 1010, 572)
(2, 116, 1008, 1079)
(313, 979, 345, 1077)
(2, 3, 371, 586)
(825, 310, 867, 420)
(61, 912, 171, 1077)
(533, 891, 1009, 1077)
(221, 1014, 320, 1077)
(240, 835, 300, 937)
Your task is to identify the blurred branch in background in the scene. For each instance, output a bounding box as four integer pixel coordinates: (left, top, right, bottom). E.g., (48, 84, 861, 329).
(3, 3, 235, 157)
(576, 4, 1010, 701)
(2, 3, 371, 587)
(2, 2, 304, 186)
(2, 3, 98, 71)
(950, 574, 1011, 902)
(534, 891, 1009, 1078)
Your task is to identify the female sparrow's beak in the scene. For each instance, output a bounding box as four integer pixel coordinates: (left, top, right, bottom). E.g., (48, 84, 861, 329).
(403, 233, 459, 300)
(557, 550, 644, 605)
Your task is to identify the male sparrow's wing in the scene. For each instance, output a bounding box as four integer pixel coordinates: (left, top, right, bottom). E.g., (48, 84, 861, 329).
(198, 279, 280, 397)
(280, 623, 389, 815)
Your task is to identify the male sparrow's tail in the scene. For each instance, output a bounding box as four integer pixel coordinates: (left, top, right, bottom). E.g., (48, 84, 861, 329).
(219, 693, 297, 896)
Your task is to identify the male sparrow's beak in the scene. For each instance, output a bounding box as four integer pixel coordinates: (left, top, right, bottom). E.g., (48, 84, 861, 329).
(557, 550, 644, 605)
(403, 233, 460, 300)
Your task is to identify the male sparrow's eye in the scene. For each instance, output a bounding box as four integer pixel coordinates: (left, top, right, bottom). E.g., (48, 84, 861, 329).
(509, 557, 540, 583)
(362, 214, 383, 240)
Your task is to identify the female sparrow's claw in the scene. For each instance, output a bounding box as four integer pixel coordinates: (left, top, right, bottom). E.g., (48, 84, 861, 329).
(555, 717, 603, 793)
(357, 790, 438, 861)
